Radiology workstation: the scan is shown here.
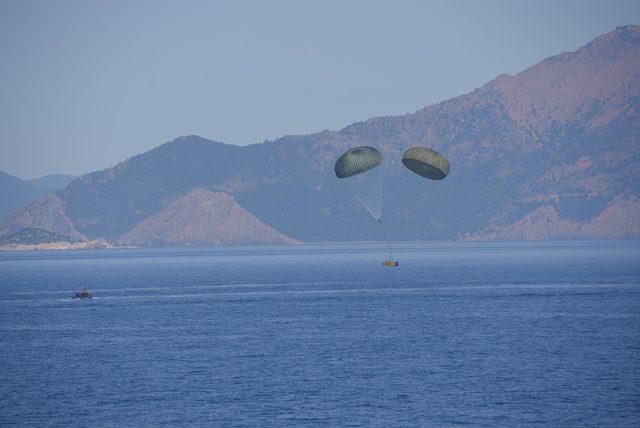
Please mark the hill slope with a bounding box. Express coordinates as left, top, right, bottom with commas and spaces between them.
2, 26, 639, 244
116, 189, 296, 246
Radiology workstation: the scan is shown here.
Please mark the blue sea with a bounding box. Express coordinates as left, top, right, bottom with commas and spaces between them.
1, 241, 639, 426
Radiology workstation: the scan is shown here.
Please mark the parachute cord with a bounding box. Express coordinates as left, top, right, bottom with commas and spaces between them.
354, 194, 380, 220
347, 165, 390, 259
378, 159, 384, 221
377, 218, 393, 260
377, 159, 392, 260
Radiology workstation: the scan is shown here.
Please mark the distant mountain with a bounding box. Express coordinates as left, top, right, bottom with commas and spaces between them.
0, 171, 50, 220
28, 174, 76, 191
2, 26, 639, 245
116, 189, 296, 246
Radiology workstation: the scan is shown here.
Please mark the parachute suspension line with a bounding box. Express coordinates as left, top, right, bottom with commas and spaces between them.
378, 162, 393, 260
377, 218, 392, 260
354, 194, 381, 221
348, 167, 391, 259
378, 160, 384, 221
349, 165, 384, 221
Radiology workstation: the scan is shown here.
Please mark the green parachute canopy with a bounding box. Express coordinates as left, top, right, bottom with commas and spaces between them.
402, 147, 450, 180
334, 146, 383, 179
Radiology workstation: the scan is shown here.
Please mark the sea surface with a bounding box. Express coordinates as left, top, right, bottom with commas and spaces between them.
1, 241, 639, 426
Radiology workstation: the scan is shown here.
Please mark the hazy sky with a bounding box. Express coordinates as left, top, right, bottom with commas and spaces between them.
1, 0, 639, 179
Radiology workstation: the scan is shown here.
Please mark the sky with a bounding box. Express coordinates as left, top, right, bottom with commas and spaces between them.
1, 0, 639, 179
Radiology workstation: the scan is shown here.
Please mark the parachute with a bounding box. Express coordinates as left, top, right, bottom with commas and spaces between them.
334, 146, 393, 261
334, 146, 384, 220
334, 146, 382, 179
334, 145, 451, 266
402, 147, 450, 180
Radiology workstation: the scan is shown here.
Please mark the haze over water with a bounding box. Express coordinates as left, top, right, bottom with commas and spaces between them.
1, 241, 639, 425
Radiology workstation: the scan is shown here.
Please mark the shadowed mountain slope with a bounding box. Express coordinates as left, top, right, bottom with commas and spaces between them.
2, 26, 639, 244
28, 174, 76, 191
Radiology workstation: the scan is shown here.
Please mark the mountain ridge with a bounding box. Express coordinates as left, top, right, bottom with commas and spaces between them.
2, 26, 639, 245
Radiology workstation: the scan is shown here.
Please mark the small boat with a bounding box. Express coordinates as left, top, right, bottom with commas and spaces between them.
382, 261, 399, 267
73, 288, 93, 299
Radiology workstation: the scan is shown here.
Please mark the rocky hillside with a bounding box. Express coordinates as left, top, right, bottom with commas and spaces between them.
116, 189, 296, 247
2, 26, 639, 245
